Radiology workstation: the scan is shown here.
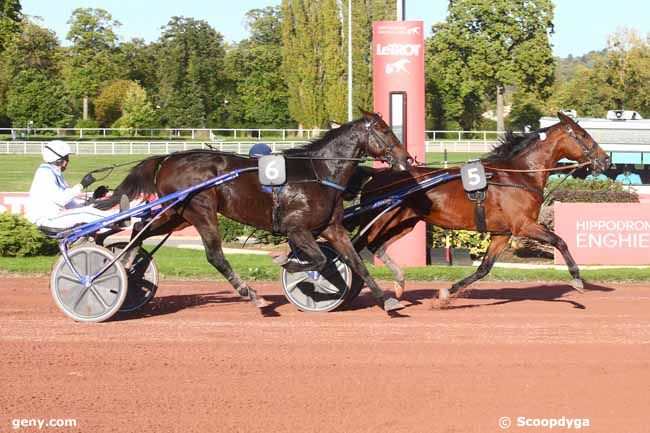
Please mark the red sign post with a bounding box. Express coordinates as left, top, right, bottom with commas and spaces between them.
373, 20, 426, 266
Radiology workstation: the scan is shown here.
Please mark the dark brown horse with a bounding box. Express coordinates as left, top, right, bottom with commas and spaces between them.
100, 111, 413, 311
352, 112, 609, 302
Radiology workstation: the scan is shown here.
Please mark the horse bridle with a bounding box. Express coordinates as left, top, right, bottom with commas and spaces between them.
563, 124, 606, 170
364, 113, 398, 166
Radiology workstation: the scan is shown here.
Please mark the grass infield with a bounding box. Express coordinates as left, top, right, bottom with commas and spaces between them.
0, 152, 484, 191
0, 247, 647, 282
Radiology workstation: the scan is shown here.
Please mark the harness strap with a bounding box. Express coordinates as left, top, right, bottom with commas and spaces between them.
271, 187, 283, 235
475, 201, 487, 233
487, 181, 544, 198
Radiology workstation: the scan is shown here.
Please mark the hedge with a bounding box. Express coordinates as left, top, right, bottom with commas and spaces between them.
0, 213, 58, 257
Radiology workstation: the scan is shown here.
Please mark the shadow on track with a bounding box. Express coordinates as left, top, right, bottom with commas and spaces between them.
114, 291, 290, 321
345, 281, 616, 311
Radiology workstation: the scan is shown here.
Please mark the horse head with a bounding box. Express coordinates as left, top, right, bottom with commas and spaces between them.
556, 111, 610, 172
360, 110, 413, 172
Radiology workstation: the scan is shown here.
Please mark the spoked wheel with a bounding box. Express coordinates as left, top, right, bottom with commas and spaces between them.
50, 244, 128, 322
281, 243, 352, 312
106, 242, 159, 313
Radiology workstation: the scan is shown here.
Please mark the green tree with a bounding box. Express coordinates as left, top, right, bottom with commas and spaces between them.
0, 0, 23, 125
282, 0, 326, 128
113, 85, 157, 131
429, 0, 555, 130
3, 22, 71, 127
344, 0, 396, 118
121, 38, 160, 95
546, 29, 650, 118
223, 7, 292, 128
282, 0, 361, 127
156, 16, 226, 128
0, 0, 22, 52
63, 8, 125, 118
94, 79, 142, 127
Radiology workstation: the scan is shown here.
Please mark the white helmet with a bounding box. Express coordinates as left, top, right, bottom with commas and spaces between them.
42, 140, 73, 163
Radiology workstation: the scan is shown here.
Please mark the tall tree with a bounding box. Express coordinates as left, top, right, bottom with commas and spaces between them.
223, 6, 292, 128
121, 38, 159, 95
0, 0, 23, 125
4, 22, 71, 127
344, 0, 396, 118
0, 0, 22, 52
429, 0, 555, 131
281, 0, 326, 128
64, 8, 125, 119
156, 16, 226, 127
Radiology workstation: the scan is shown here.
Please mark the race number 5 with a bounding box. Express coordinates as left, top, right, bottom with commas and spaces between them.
258, 155, 286, 186
460, 161, 487, 192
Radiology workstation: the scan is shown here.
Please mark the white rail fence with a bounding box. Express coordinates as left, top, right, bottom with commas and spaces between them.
0, 140, 503, 155
4, 140, 650, 156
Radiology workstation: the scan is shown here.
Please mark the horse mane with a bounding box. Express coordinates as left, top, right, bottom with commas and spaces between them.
282, 121, 357, 155
484, 127, 550, 161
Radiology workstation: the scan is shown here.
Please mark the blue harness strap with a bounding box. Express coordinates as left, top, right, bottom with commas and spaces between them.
319, 180, 347, 191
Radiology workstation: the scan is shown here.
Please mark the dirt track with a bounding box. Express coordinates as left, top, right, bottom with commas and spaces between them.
1, 277, 649, 433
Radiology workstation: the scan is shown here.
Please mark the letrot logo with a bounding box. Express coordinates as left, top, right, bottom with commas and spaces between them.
375, 43, 421, 56
407, 26, 420, 35
385, 59, 411, 74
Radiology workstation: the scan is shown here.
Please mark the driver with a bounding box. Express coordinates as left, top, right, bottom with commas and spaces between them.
25, 140, 128, 230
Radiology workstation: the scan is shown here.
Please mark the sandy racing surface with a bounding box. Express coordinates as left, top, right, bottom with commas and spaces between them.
1, 276, 649, 433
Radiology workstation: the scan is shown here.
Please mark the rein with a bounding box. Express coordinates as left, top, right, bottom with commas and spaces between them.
87, 158, 150, 182
483, 161, 591, 173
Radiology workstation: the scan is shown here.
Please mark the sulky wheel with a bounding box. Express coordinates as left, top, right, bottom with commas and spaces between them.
106, 242, 159, 313
50, 244, 128, 322
281, 243, 352, 312
344, 274, 364, 305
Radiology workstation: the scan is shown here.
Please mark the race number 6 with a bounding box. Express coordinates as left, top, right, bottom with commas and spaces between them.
265, 160, 280, 180
259, 155, 287, 186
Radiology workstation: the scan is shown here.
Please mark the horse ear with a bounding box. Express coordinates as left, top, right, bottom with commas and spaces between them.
558, 110, 583, 132
358, 107, 374, 121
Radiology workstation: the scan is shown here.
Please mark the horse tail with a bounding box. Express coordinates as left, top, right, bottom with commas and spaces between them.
94, 156, 166, 210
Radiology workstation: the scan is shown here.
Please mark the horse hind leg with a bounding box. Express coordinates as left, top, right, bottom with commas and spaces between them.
185, 209, 269, 308
281, 228, 328, 274
439, 234, 511, 302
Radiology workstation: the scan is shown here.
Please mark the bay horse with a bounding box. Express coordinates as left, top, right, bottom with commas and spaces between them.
99, 111, 413, 311
352, 112, 609, 302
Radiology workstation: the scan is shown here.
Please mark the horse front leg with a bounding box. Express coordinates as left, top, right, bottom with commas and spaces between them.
517, 223, 584, 292
321, 223, 405, 312
438, 234, 511, 301
374, 245, 406, 298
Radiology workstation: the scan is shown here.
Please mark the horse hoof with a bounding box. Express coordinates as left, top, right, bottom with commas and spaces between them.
236, 286, 250, 298
570, 278, 585, 293
438, 287, 450, 300
252, 296, 270, 309
383, 297, 406, 312
394, 280, 405, 298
